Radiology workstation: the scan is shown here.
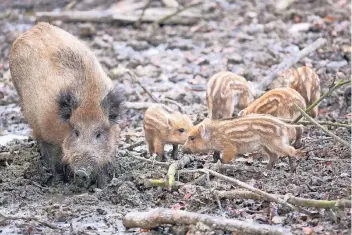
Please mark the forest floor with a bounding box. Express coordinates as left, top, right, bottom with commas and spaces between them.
0, 0, 351, 234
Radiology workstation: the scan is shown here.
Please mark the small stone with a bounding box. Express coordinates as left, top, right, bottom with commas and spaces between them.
340, 173, 349, 177
288, 23, 311, 33
227, 53, 243, 64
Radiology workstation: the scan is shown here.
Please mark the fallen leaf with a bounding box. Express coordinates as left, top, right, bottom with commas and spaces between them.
184, 193, 192, 199
323, 16, 335, 22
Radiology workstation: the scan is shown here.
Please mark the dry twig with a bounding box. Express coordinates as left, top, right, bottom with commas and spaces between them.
153, 2, 202, 28
293, 103, 350, 148
123, 208, 292, 235
126, 151, 170, 167
202, 169, 311, 214
214, 190, 351, 209
125, 102, 154, 110
36, 9, 200, 25
135, 0, 153, 28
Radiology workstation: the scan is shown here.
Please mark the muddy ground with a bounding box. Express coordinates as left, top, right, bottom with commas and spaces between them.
0, 0, 351, 234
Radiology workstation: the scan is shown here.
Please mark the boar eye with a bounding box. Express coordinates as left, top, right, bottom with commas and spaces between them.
96, 133, 101, 139
189, 136, 195, 141
178, 128, 185, 133
74, 129, 80, 137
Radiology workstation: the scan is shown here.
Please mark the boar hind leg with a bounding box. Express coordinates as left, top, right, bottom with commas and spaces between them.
154, 139, 166, 162
37, 140, 62, 183
171, 144, 179, 160
221, 147, 237, 164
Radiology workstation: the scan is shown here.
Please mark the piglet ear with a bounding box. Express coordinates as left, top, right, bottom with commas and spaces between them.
58, 91, 78, 122
238, 110, 245, 117
198, 124, 210, 141
166, 117, 173, 130
101, 85, 125, 124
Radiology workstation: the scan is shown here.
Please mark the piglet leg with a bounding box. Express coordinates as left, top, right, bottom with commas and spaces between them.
154, 139, 166, 162
171, 144, 179, 160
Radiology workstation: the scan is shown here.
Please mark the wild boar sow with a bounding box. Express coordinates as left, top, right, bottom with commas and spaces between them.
9, 22, 124, 188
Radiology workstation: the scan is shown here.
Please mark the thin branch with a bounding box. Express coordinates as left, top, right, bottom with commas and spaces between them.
202, 169, 311, 214
0, 213, 59, 230
293, 103, 350, 148
125, 70, 160, 103
214, 190, 351, 209
125, 102, 154, 110
126, 151, 170, 167
123, 208, 292, 235
255, 38, 327, 92
153, 1, 202, 27
135, 0, 153, 28
124, 140, 145, 151
292, 80, 351, 123
297, 120, 351, 128
163, 97, 185, 112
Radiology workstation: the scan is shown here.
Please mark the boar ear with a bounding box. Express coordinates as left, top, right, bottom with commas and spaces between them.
101, 86, 125, 124
198, 124, 210, 140
58, 91, 78, 122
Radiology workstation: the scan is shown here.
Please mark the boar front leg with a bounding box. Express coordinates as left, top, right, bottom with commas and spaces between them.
37, 140, 62, 183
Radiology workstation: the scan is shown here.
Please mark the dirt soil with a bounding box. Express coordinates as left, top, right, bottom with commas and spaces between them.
0, 0, 351, 234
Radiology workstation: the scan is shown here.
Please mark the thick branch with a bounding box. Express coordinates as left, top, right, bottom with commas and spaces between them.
123, 208, 292, 235
255, 38, 327, 92
214, 190, 351, 209
293, 103, 350, 148
292, 80, 351, 123
36, 9, 200, 25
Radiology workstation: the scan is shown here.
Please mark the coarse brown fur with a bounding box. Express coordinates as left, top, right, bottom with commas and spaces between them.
206, 71, 255, 120
143, 104, 194, 161
239, 87, 307, 120
270, 66, 320, 117
182, 114, 303, 170
9, 22, 124, 187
